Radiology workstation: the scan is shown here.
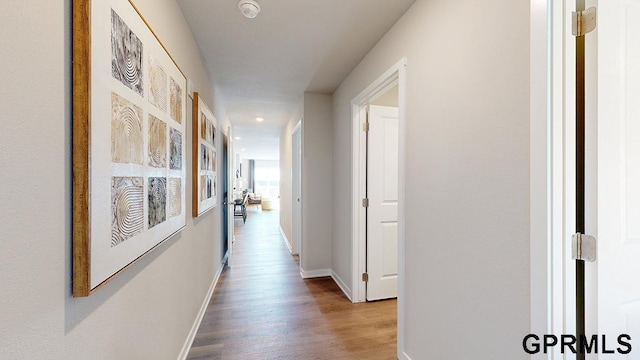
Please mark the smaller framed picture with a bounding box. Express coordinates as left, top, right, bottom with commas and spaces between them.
192, 92, 217, 216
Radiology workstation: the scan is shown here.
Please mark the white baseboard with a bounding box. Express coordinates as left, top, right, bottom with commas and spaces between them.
300, 268, 332, 279
400, 352, 413, 360
177, 261, 225, 360
330, 270, 352, 301
279, 226, 293, 254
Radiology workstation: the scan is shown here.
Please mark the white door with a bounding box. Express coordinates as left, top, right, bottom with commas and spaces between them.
292, 122, 302, 256
594, 0, 640, 347
366, 105, 399, 301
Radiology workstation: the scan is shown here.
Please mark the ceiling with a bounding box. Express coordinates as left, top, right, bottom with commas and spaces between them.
177, 0, 416, 160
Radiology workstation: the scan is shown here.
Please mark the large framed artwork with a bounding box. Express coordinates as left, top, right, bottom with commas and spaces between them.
73, 0, 187, 296
192, 92, 218, 217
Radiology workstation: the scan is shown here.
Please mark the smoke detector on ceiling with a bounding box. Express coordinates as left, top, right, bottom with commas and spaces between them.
238, 0, 261, 19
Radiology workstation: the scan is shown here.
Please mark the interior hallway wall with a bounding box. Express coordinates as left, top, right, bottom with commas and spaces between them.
301, 93, 333, 273
332, 0, 531, 358
0, 0, 228, 358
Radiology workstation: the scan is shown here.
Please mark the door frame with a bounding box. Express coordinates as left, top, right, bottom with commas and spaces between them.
530, 0, 582, 357
529, 0, 555, 350
222, 132, 229, 262
291, 119, 302, 257
350, 57, 406, 357
226, 125, 235, 267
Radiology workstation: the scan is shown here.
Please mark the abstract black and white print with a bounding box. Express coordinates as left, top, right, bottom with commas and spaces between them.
206, 175, 213, 199
199, 112, 216, 146
168, 178, 182, 218
111, 92, 144, 164
211, 123, 216, 147
169, 128, 182, 170
201, 144, 208, 171
148, 114, 167, 168
200, 112, 207, 141
149, 56, 167, 112
111, 177, 144, 247
170, 76, 183, 124
148, 177, 167, 229
111, 9, 144, 96
200, 175, 207, 201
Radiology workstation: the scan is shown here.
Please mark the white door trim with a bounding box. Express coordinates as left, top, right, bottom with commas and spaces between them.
291, 119, 302, 258
350, 57, 406, 359
530, 1, 570, 358
529, 0, 552, 347
226, 125, 235, 268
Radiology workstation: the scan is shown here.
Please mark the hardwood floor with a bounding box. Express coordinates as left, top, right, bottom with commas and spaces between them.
187, 207, 397, 360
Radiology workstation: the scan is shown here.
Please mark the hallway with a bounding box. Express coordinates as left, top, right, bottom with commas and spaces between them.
187, 208, 397, 360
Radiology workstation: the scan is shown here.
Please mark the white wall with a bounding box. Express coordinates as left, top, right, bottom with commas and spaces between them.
233, 151, 242, 192
240, 158, 250, 190
301, 93, 333, 273
332, 0, 531, 358
0, 1, 227, 359
255, 160, 279, 167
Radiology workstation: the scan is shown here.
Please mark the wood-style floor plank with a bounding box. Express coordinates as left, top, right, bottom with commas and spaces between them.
186, 207, 397, 360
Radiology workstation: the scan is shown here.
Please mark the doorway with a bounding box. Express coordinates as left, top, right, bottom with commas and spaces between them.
365, 103, 399, 301
225, 126, 235, 267
542, 1, 640, 352
222, 133, 229, 261
350, 58, 406, 358
292, 120, 302, 258
352, 60, 405, 303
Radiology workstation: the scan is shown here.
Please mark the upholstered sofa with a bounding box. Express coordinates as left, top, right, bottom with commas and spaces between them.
247, 193, 262, 207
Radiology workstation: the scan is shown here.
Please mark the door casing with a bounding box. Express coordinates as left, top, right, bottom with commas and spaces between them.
350, 57, 406, 360
226, 125, 235, 267
292, 120, 302, 259
529, 1, 568, 355
530, 0, 605, 356
222, 133, 229, 261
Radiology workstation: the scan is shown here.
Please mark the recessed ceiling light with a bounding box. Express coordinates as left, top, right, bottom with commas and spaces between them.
235, 137, 242, 140
241, 148, 246, 151
256, 117, 264, 122
238, 0, 261, 19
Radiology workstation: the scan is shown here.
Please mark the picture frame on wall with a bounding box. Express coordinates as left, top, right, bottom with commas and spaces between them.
72, 0, 187, 297
192, 92, 218, 217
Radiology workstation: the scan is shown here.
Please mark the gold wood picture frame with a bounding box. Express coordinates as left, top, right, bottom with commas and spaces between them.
192, 92, 218, 217
73, 0, 187, 296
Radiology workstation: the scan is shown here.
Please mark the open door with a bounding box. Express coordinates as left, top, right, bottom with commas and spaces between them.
593, 0, 640, 349
366, 105, 399, 301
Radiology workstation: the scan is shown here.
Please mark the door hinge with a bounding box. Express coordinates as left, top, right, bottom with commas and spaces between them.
363, 121, 369, 132
572, 233, 597, 262
362, 273, 369, 282
362, 198, 369, 207
572, 7, 597, 37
